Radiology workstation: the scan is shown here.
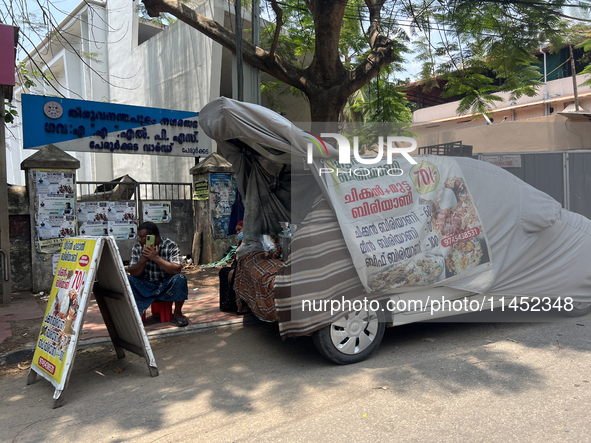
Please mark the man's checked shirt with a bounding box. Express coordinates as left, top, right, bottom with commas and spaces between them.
130, 237, 182, 283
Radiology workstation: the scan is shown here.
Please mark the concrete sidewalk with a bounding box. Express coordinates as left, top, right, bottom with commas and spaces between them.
0, 267, 254, 365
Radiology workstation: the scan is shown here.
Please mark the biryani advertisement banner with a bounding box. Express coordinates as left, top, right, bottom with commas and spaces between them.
31, 239, 98, 388
320, 155, 492, 293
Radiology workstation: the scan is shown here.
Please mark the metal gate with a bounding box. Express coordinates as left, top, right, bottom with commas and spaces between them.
478, 151, 591, 219
76, 181, 194, 259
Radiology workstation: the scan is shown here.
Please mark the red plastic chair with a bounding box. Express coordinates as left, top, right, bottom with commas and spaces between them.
141, 301, 173, 323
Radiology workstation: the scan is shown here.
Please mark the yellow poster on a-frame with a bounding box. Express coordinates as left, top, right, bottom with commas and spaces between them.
28, 236, 158, 407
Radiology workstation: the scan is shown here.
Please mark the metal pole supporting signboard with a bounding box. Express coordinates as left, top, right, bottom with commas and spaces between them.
0, 87, 12, 304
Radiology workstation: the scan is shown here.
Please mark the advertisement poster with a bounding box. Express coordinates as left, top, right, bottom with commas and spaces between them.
79, 222, 109, 236
38, 216, 76, 239
320, 155, 491, 293
109, 201, 136, 221
142, 202, 171, 223
31, 239, 97, 389
77, 202, 109, 222
36, 170, 76, 240
77, 201, 136, 222
210, 173, 235, 238
36, 171, 75, 195
193, 181, 209, 200
38, 197, 75, 217
108, 221, 138, 239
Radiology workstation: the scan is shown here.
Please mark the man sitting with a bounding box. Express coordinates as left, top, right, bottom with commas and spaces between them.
127, 222, 189, 327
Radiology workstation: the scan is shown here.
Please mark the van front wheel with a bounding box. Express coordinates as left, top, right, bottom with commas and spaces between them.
563, 302, 591, 317
313, 308, 385, 365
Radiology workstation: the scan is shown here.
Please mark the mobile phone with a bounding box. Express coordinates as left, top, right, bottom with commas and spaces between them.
145, 235, 155, 247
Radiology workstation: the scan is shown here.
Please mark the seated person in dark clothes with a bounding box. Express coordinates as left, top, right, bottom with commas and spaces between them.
127, 222, 189, 327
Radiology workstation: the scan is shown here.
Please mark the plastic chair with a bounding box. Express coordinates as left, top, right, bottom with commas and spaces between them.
141, 301, 174, 322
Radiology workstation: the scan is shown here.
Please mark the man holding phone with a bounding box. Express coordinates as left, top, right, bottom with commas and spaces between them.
127, 221, 189, 327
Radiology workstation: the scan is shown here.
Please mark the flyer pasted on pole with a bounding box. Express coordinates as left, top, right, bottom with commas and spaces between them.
319, 155, 492, 294
36, 170, 76, 240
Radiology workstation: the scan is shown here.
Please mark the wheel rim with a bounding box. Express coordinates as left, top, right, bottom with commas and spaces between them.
330, 308, 379, 355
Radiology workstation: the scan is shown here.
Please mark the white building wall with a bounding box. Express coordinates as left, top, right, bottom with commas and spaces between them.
105, 0, 224, 183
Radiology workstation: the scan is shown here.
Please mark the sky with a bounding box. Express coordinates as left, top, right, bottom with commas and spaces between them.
2, 0, 87, 54
4, 0, 425, 78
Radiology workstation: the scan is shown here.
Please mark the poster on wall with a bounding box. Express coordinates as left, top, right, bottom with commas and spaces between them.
319, 155, 492, 294
77, 201, 136, 222
109, 202, 136, 221
108, 221, 138, 239
37, 172, 75, 195
38, 216, 77, 239
36, 170, 76, 241
38, 197, 75, 218
209, 173, 235, 239
77, 202, 109, 222
142, 202, 171, 223
79, 222, 109, 237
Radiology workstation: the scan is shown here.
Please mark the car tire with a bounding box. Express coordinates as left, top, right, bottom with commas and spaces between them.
312, 307, 386, 365
563, 301, 591, 317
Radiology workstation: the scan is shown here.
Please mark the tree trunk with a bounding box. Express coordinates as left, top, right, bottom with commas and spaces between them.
307, 89, 348, 123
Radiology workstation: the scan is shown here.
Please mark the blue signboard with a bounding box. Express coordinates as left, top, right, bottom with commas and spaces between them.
22, 94, 209, 157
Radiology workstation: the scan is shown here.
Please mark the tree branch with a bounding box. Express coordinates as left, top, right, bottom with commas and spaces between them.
347, 36, 398, 95
365, 0, 386, 49
269, 0, 283, 57
142, 0, 309, 92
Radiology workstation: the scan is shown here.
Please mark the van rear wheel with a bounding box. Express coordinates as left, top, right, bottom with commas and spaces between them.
312, 308, 385, 365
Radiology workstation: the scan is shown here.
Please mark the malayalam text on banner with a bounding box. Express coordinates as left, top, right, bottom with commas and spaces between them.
320, 155, 492, 293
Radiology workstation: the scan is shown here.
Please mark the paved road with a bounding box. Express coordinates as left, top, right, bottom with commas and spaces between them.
1, 314, 590, 442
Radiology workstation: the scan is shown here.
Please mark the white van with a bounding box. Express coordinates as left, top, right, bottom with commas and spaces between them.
200, 97, 591, 364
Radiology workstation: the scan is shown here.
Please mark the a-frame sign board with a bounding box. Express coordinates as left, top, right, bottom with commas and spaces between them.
27, 237, 158, 408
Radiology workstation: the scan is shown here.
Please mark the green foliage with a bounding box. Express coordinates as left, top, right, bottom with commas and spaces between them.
261, 0, 408, 70
410, 0, 586, 116
4, 62, 44, 124
259, 0, 587, 119
260, 0, 412, 121
136, 3, 178, 26
348, 73, 413, 123
4, 103, 19, 124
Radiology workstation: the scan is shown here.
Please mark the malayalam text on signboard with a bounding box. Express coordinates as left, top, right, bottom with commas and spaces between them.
22, 94, 209, 158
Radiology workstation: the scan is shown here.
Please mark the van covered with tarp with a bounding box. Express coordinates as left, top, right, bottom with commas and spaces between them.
199, 97, 591, 364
